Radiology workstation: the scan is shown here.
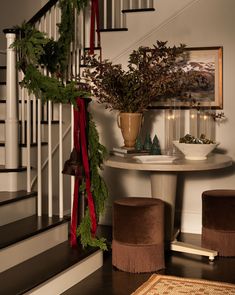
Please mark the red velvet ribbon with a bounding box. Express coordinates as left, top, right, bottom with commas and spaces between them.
89, 0, 101, 54
70, 98, 97, 247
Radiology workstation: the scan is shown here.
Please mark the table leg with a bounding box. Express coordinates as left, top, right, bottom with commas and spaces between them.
150, 172, 177, 243
150, 171, 218, 261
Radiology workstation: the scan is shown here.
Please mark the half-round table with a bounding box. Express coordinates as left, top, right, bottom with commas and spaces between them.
105, 153, 233, 260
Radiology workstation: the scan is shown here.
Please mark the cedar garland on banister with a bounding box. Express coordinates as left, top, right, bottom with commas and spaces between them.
11, 0, 108, 250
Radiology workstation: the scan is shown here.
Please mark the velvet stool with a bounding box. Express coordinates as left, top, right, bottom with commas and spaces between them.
112, 197, 165, 273
202, 190, 235, 257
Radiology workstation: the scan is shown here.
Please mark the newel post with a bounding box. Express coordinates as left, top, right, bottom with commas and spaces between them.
3, 29, 19, 169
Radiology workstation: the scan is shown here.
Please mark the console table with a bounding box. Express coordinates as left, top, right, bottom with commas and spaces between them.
105, 154, 233, 261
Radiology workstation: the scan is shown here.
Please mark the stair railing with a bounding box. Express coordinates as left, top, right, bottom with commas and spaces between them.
4, 0, 154, 219
99, 0, 154, 30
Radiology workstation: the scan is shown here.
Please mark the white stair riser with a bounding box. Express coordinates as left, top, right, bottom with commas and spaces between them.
25, 250, 103, 295
0, 171, 27, 191
0, 197, 36, 226
0, 146, 4, 165
0, 102, 6, 119
0, 101, 60, 121
0, 222, 68, 272
0, 145, 48, 166
0, 124, 5, 141
0, 84, 6, 100
0, 123, 53, 143
0, 102, 24, 120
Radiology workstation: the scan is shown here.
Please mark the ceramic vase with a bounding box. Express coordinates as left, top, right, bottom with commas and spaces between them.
117, 112, 142, 149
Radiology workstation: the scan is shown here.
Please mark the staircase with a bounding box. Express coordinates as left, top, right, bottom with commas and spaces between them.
0, 1, 155, 294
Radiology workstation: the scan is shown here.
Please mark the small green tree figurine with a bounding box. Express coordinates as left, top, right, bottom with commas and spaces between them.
135, 135, 143, 151
144, 133, 152, 151
150, 135, 161, 155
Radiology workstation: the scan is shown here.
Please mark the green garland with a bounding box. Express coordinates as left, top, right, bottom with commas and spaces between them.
13, 0, 89, 104
12, 0, 109, 250
77, 114, 109, 251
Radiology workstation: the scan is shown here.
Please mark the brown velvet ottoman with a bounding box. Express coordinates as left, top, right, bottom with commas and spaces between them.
112, 197, 165, 273
202, 190, 235, 257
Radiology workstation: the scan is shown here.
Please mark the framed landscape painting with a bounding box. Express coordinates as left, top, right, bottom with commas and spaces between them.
150, 46, 223, 109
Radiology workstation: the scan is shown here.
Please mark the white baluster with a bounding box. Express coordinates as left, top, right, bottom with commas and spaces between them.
71, 104, 74, 217
4, 31, 19, 169
48, 100, 53, 217
59, 103, 64, 218
26, 93, 31, 192
37, 98, 42, 216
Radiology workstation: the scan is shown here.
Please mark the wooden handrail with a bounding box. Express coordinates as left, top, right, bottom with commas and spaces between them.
27, 0, 59, 25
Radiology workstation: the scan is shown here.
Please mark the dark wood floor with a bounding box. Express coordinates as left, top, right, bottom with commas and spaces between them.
62, 231, 235, 295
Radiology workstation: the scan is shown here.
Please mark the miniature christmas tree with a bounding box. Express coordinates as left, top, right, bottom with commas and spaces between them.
150, 135, 161, 155
144, 133, 152, 151
135, 135, 143, 151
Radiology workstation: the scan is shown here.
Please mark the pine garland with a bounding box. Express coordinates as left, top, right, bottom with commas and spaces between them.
12, 0, 90, 104
11, 0, 109, 250
77, 209, 107, 250
77, 113, 109, 250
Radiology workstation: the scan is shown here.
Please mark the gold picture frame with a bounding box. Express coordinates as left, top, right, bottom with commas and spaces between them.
150, 46, 223, 109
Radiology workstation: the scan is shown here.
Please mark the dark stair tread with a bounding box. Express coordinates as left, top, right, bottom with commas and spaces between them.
0, 165, 26, 173
83, 46, 101, 51
0, 190, 37, 206
0, 215, 69, 249
0, 120, 60, 124
122, 8, 155, 13
0, 141, 48, 147
0, 66, 6, 69
0, 240, 99, 295
99, 28, 128, 32
20, 141, 48, 147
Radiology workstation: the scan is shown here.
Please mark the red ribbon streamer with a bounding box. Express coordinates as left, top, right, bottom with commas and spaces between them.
70, 98, 97, 247
89, 0, 101, 54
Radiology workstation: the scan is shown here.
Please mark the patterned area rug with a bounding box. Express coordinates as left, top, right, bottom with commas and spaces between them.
132, 274, 235, 295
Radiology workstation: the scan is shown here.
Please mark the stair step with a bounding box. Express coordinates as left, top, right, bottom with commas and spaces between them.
0, 215, 68, 249
99, 28, 128, 32
122, 8, 155, 13
0, 215, 69, 272
0, 190, 37, 206
0, 119, 60, 124
0, 141, 48, 147
0, 241, 102, 295
0, 166, 27, 191
0, 165, 26, 172
0, 190, 36, 226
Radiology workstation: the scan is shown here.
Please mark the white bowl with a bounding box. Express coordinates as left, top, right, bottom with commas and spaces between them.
173, 141, 219, 160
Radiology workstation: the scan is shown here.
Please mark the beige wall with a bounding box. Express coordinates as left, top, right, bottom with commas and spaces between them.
97, 0, 235, 233
0, 0, 44, 62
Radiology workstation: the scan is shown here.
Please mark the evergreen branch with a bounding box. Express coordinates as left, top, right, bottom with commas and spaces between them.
88, 115, 109, 216
77, 209, 108, 250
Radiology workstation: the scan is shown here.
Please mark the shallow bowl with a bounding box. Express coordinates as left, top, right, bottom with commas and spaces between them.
173, 141, 219, 160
